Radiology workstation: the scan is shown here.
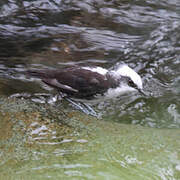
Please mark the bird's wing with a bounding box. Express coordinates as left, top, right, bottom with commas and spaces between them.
42, 78, 78, 93
46, 68, 109, 96
27, 67, 110, 96
56, 69, 108, 91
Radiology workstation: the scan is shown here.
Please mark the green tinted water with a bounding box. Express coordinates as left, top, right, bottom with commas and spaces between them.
0, 98, 179, 179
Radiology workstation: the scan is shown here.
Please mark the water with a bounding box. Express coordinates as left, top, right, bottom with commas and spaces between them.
1, 0, 179, 128
0, 0, 179, 179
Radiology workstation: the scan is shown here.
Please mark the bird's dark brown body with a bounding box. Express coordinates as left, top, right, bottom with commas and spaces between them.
28, 67, 118, 99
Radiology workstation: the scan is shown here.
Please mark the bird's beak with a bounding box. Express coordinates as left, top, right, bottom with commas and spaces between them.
138, 89, 147, 96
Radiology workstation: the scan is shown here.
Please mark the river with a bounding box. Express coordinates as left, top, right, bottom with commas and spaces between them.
0, 0, 179, 179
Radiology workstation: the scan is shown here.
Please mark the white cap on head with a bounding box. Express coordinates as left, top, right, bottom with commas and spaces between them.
112, 64, 143, 90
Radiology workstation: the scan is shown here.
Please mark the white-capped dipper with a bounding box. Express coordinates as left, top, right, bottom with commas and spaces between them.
28, 64, 145, 99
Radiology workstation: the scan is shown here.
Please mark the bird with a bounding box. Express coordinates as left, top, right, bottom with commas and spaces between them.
27, 64, 145, 100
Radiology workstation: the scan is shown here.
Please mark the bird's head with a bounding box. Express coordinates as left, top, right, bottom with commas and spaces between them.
111, 64, 146, 95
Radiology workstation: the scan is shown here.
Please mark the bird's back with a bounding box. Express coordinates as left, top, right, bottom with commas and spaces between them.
27, 66, 117, 98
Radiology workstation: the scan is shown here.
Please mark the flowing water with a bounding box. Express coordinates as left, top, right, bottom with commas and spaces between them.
0, 0, 179, 179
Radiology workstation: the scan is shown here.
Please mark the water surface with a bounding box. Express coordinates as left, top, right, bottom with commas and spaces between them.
0, 0, 179, 179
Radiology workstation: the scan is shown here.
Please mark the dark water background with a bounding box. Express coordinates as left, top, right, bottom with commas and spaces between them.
0, 1, 180, 126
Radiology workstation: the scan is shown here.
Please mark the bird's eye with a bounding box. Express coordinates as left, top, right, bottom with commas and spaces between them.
128, 79, 137, 88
